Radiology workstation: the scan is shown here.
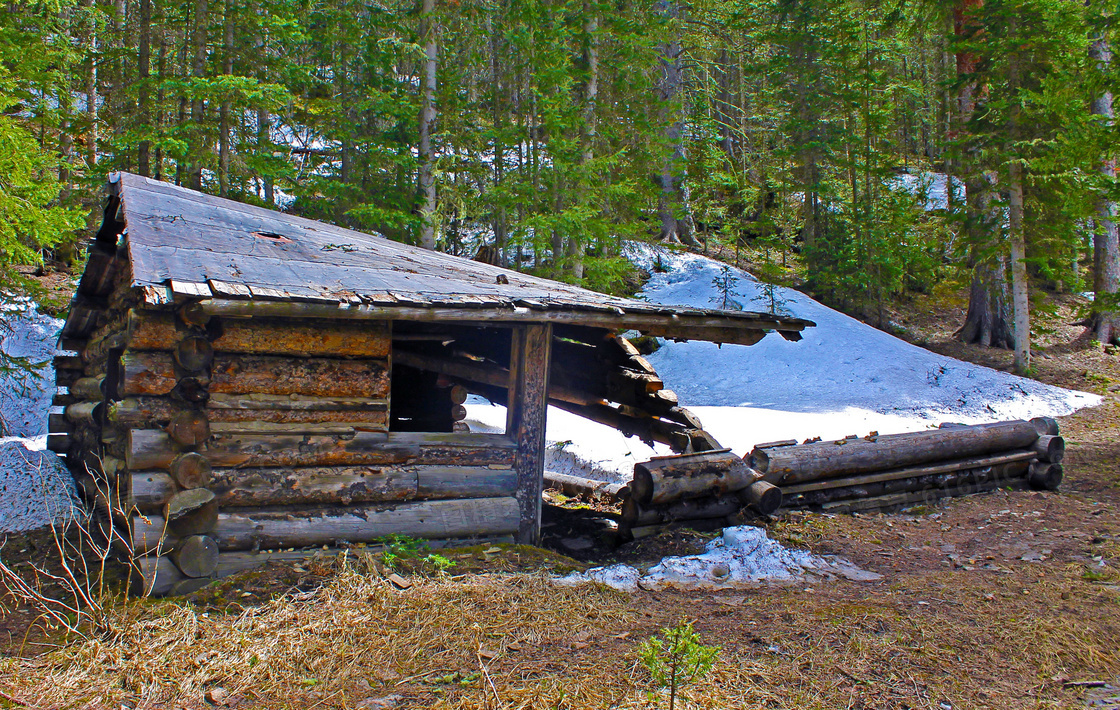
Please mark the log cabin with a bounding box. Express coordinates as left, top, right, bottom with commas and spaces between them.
51, 172, 813, 594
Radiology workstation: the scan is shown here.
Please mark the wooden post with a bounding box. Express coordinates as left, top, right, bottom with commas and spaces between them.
508, 324, 552, 545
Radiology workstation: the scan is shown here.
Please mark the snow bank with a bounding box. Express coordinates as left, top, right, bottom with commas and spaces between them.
0, 437, 78, 533
557, 526, 879, 592
464, 245, 1101, 486
0, 302, 79, 533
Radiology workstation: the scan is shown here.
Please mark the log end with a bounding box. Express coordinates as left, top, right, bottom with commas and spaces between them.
743, 480, 782, 516
1028, 461, 1063, 491
1030, 417, 1060, 437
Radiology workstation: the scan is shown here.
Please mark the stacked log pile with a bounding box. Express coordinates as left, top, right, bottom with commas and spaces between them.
608, 417, 1064, 538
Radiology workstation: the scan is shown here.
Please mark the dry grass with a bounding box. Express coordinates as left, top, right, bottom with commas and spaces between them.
1, 535, 1118, 709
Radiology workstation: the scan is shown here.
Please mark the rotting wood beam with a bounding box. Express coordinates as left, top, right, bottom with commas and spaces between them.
189, 298, 811, 344
509, 324, 552, 546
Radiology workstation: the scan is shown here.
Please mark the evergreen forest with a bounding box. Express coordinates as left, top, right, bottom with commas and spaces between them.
3, 0, 1120, 373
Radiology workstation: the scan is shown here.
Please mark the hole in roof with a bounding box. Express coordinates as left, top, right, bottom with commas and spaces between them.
253, 230, 293, 243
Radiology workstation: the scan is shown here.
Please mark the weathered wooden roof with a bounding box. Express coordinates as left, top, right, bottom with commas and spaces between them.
62, 172, 814, 342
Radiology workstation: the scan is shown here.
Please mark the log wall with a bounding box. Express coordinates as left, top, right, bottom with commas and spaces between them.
59, 294, 536, 597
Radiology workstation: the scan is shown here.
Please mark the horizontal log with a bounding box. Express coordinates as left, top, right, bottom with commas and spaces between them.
1028, 461, 1063, 491
778, 450, 1039, 495
174, 336, 213, 372
126, 429, 518, 470
1031, 435, 1064, 463
206, 419, 387, 435
622, 495, 744, 526
69, 376, 106, 401
631, 450, 758, 506
129, 310, 392, 358
132, 464, 516, 510
750, 420, 1045, 485
194, 299, 811, 345
817, 476, 1030, 515
171, 535, 219, 578
786, 460, 1031, 507
543, 472, 628, 501
120, 351, 390, 398
109, 396, 389, 428
135, 535, 517, 596
65, 402, 102, 427
133, 497, 520, 553
743, 480, 782, 515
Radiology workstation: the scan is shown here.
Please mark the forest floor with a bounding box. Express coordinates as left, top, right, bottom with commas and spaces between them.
1, 273, 1119, 709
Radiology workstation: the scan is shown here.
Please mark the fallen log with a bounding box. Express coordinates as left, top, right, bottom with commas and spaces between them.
1028, 461, 1063, 491
818, 476, 1030, 515
544, 472, 629, 501
1030, 435, 1064, 463
784, 460, 1031, 507
133, 496, 520, 553
630, 450, 758, 506
778, 450, 1038, 495
749, 420, 1049, 485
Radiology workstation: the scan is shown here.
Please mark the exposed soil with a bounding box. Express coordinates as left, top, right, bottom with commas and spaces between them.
0, 285, 1117, 709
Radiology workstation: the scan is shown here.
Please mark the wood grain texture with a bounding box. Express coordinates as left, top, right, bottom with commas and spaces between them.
509, 324, 552, 545
130, 310, 391, 358
133, 497, 520, 552
126, 428, 517, 470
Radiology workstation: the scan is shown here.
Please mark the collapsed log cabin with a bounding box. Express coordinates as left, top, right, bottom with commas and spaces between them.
51, 173, 813, 594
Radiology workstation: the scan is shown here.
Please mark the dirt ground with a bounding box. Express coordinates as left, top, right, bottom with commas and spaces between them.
0, 285, 1118, 709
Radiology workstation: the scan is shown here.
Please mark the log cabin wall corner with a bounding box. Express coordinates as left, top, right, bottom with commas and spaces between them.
51, 172, 812, 595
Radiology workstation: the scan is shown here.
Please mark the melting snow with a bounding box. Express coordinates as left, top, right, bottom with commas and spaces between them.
558, 526, 880, 592
466, 245, 1100, 485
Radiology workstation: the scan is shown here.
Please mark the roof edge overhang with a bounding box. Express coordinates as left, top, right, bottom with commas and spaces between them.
188, 297, 812, 345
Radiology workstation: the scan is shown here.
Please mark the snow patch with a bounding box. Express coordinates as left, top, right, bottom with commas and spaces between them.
0, 437, 79, 533
557, 526, 879, 592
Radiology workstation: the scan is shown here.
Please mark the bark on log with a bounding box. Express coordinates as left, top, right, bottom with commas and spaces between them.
132, 464, 441, 509
110, 395, 389, 428
171, 535, 219, 577
785, 460, 1031, 507
779, 451, 1038, 495
631, 450, 757, 505
121, 351, 390, 398
1028, 461, 1063, 491
129, 310, 391, 358
743, 480, 782, 515
65, 402, 102, 426
543, 472, 628, 501
818, 476, 1029, 515
133, 497, 520, 553
1031, 435, 1064, 463
622, 495, 744, 526
127, 429, 518, 470
750, 420, 1044, 484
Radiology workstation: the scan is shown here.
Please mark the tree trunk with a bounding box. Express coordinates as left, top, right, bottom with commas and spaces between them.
1089, 33, 1120, 344
418, 0, 438, 250
954, 0, 1013, 349
137, 0, 152, 176
218, 0, 234, 196
655, 0, 696, 246
83, 0, 98, 166
189, 0, 208, 190
1008, 17, 1030, 373
568, 7, 598, 281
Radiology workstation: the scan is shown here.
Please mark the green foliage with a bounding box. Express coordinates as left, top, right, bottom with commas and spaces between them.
639, 620, 720, 710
